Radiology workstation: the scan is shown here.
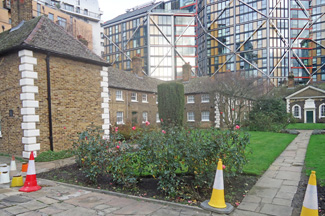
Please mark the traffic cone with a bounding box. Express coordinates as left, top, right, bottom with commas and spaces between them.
21, 162, 28, 172
300, 171, 318, 216
19, 151, 41, 192
10, 155, 17, 172
200, 159, 234, 214
209, 159, 227, 208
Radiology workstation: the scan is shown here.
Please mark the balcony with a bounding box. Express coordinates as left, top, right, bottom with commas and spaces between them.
60, 4, 102, 22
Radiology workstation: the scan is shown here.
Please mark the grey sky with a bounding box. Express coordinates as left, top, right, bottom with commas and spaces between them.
98, 0, 153, 22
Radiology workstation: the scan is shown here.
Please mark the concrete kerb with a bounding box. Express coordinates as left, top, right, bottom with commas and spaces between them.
48, 179, 213, 214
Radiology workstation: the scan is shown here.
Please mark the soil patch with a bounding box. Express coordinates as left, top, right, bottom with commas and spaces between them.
38, 163, 258, 207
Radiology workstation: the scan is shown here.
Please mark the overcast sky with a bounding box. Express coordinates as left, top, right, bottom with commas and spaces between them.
98, 0, 153, 22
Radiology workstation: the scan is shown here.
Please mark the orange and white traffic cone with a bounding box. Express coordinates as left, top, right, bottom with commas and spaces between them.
200, 159, 234, 214
19, 151, 41, 192
300, 171, 318, 216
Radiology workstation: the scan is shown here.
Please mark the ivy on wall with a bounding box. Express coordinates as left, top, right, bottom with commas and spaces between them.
158, 82, 184, 127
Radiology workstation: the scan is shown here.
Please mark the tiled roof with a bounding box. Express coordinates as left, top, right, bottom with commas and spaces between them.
0, 16, 107, 65
107, 66, 214, 95
107, 67, 163, 93
184, 76, 216, 94
102, 2, 161, 26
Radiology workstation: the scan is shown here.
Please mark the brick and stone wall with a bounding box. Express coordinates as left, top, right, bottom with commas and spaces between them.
11, 0, 33, 27
33, 53, 104, 151
109, 88, 158, 126
0, 53, 24, 155
184, 93, 215, 128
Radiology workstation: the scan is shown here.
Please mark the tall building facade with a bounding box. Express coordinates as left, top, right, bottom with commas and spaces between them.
103, 0, 325, 85
102, 0, 197, 81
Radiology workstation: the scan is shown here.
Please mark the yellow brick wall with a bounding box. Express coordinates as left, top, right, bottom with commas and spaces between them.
0, 53, 24, 155
33, 53, 103, 151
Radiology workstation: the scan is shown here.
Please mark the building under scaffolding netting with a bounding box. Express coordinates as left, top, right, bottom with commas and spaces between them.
102, 0, 325, 86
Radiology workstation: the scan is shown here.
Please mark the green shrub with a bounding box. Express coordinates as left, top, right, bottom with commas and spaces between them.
73, 124, 250, 197
248, 97, 293, 132
73, 124, 137, 186
158, 82, 184, 127
132, 126, 249, 197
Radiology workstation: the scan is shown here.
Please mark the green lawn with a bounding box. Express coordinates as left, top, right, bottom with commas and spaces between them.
243, 131, 297, 176
286, 123, 325, 130
305, 134, 325, 185
35, 150, 74, 162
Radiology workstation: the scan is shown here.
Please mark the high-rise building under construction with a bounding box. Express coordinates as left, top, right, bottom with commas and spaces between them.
102, 0, 325, 85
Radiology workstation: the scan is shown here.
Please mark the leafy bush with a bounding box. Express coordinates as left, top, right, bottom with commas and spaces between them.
73, 124, 250, 197
132, 126, 249, 197
247, 97, 293, 132
158, 82, 184, 127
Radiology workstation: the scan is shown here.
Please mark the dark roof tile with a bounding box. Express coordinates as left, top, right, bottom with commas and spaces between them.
0, 16, 107, 65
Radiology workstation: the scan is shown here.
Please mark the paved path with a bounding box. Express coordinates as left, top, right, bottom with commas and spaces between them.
231, 130, 312, 216
0, 130, 312, 215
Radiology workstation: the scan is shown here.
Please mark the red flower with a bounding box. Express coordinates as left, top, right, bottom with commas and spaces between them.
222, 165, 226, 169
220, 112, 223, 114
160, 118, 163, 122
64, 127, 66, 129
162, 130, 166, 134
232, 108, 235, 111
145, 121, 150, 126
85, 136, 87, 140
116, 145, 120, 149
235, 125, 240, 130
115, 127, 118, 132
132, 126, 136, 130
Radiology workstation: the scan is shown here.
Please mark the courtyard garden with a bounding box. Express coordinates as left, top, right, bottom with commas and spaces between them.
38, 124, 297, 207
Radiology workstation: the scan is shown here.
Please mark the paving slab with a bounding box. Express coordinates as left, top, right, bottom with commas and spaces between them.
231, 130, 312, 216
111, 201, 163, 215
19, 200, 48, 211
260, 203, 293, 216
64, 192, 113, 208
51, 207, 97, 216
4, 205, 30, 215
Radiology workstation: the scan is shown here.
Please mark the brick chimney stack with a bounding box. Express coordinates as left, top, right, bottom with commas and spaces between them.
288, 71, 295, 89
182, 62, 191, 81
132, 56, 143, 77
11, 0, 33, 27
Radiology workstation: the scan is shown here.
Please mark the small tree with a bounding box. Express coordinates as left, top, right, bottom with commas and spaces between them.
248, 97, 292, 132
211, 72, 272, 130
158, 82, 184, 127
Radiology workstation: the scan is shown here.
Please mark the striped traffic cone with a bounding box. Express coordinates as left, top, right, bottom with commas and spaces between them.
10, 155, 17, 172
300, 171, 318, 216
209, 159, 226, 208
19, 151, 41, 192
200, 159, 234, 214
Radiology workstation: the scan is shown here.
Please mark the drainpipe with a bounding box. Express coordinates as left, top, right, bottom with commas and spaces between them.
46, 54, 54, 151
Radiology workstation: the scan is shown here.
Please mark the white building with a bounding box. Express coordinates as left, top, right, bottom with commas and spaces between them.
44, 0, 104, 56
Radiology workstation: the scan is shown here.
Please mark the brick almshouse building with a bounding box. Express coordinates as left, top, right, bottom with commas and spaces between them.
0, 15, 110, 157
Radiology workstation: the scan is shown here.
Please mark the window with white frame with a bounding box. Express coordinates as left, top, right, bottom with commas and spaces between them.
131, 92, 137, 102
187, 95, 195, 103
187, 112, 195, 122
201, 111, 210, 121
142, 94, 148, 102
116, 112, 123, 124
142, 112, 148, 123
116, 90, 123, 101
201, 94, 210, 103
292, 105, 301, 118
320, 104, 325, 118
156, 113, 160, 123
